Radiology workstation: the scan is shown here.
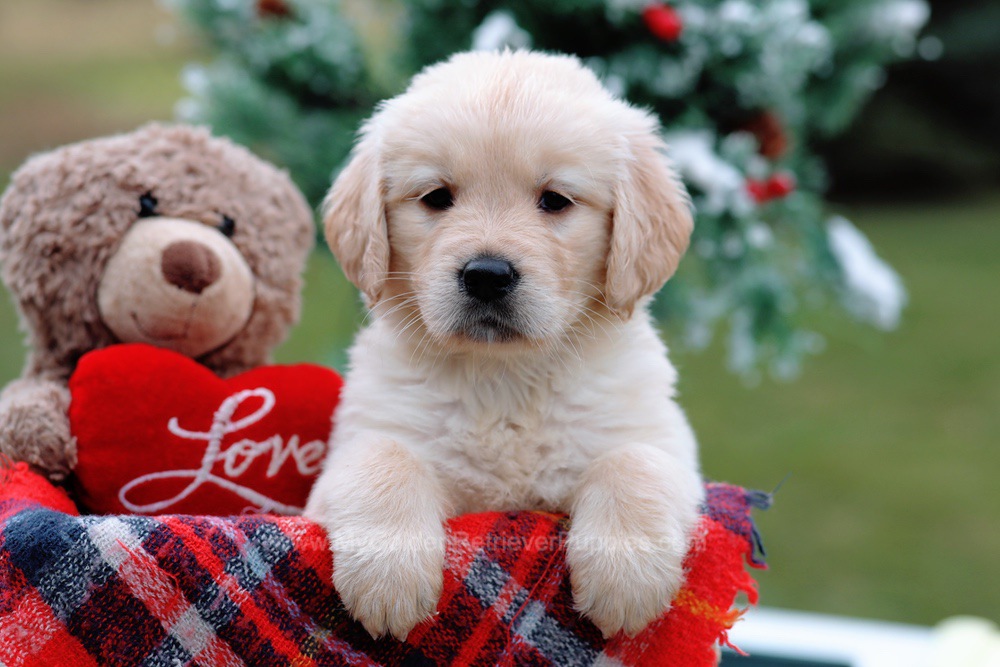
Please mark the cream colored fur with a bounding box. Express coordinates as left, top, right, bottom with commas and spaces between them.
305, 50, 703, 641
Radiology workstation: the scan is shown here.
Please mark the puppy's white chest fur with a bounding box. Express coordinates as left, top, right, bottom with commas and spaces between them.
331, 314, 697, 514
424, 369, 588, 512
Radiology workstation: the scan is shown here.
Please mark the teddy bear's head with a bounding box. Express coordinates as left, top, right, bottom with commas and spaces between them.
0, 124, 315, 379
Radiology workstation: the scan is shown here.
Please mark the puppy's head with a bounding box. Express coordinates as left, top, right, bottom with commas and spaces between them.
324, 50, 692, 353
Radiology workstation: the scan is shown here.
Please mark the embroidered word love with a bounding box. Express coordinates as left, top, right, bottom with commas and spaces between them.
118, 388, 326, 515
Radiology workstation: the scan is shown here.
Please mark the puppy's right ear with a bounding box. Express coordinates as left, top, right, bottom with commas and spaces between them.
322, 127, 389, 305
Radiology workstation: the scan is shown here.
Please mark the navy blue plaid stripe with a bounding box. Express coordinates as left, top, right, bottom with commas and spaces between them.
141, 634, 193, 667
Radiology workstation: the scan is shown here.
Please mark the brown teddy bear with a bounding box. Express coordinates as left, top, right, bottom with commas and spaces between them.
0, 124, 316, 484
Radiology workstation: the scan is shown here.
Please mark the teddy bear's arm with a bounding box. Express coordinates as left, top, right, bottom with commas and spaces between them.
0, 378, 75, 482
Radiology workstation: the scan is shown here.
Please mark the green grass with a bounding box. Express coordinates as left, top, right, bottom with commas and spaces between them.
1, 0, 997, 631
675, 197, 1000, 625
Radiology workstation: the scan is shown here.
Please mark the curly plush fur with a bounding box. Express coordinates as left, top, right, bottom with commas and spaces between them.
0, 124, 314, 480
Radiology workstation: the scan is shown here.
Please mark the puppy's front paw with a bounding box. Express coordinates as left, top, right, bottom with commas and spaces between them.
567, 527, 687, 638
333, 529, 445, 641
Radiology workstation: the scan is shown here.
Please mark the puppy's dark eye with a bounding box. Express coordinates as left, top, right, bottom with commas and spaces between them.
217, 215, 236, 238
138, 192, 158, 218
421, 187, 454, 211
539, 191, 571, 213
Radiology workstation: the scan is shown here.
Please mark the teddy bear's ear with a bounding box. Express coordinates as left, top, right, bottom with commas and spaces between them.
322, 124, 389, 306
0, 167, 28, 259
0, 170, 23, 235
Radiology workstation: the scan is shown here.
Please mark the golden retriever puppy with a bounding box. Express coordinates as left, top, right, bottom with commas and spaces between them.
305, 49, 703, 641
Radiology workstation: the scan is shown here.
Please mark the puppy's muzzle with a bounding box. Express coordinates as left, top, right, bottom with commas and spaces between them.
460, 256, 519, 303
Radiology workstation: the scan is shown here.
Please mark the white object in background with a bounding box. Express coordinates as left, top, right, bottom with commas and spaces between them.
827, 216, 908, 331
726, 607, 933, 666
664, 130, 751, 217
472, 11, 532, 52
929, 617, 1000, 667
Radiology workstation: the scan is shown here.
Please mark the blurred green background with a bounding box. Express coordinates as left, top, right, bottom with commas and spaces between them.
0, 0, 996, 627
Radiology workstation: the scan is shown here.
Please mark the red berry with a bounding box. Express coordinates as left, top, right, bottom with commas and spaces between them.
746, 179, 770, 204
643, 4, 684, 42
257, 0, 292, 18
767, 173, 796, 199
742, 111, 789, 158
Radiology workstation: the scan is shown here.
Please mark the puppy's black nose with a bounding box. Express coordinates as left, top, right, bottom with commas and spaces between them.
461, 257, 518, 303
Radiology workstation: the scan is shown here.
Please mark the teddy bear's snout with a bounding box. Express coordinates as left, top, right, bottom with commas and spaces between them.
161, 240, 221, 294
97, 216, 256, 358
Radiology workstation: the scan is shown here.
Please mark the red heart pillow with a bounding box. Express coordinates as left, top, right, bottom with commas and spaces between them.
69, 344, 342, 516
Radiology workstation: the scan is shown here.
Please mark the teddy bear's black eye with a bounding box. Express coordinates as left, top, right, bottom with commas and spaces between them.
138, 192, 158, 218
421, 187, 454, 211
217, 215, 236, 238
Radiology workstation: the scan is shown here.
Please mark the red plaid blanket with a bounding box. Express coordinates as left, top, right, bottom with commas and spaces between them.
0, 464, 767, 666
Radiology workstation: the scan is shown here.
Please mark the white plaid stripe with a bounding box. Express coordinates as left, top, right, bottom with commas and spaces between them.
87, 518, 245, 667
463, 551, 600, 665
507, 598, 599, 666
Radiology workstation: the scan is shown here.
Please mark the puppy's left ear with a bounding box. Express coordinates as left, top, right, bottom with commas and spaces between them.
322, 125, 389, 305
605, 118, 693, 317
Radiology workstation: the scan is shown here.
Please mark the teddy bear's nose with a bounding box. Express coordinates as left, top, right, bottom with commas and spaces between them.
161, 240, 222, 294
